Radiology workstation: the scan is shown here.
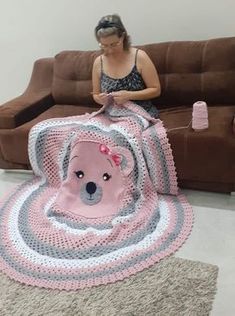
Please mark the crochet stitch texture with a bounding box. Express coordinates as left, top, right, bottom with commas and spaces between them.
0, 102, 193, 290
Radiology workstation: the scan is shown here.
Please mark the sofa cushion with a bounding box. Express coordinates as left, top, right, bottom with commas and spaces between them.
142, 37, 235, 108
52, 51, 100, 106
160, 105, 235, 183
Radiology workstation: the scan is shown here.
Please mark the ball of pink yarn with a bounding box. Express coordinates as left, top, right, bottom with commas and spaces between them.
192, 101, 209, 131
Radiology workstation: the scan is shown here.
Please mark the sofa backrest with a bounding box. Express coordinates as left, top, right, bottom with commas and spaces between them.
52, 50, 100, 106
52, 37, 235, 108
143, 36, 235, 108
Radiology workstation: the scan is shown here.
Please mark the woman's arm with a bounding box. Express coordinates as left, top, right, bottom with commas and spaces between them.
112, 49, 161, 105
92, 56, 109, 106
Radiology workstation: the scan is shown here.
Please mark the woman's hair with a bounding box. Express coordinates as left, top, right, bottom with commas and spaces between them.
95, 14, 131, 50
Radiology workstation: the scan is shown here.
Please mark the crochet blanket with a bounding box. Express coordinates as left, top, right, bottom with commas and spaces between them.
0, 102, 193, 290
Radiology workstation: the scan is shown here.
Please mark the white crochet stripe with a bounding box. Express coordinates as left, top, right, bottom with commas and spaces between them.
136, 115, 149, 129
8, 184, 170, 269
49, 214, 135, 236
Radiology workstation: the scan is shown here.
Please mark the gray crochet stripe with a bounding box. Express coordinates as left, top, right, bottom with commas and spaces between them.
0, 194, 185, 282
61, 140, 72, 181
34, 128, 50, 172
142, 138, 159, 191
149, 127, 170, 193
16, 186, 160, 260
105, 105, 145, 130
62, 151, 70, 181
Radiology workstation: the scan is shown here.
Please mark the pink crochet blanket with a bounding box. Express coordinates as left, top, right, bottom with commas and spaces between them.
0, 102, 193, 290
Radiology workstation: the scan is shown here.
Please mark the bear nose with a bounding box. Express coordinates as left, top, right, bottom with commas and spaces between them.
86, 182, 97, 195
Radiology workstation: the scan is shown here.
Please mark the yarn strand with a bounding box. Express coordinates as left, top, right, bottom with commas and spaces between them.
166, 101, 209, 133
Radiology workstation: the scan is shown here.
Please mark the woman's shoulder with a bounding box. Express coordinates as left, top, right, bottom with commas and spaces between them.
132, 48, 152, 69
93, 54, 103, 71
93, 54, 102, 64
135, 48, 151, 61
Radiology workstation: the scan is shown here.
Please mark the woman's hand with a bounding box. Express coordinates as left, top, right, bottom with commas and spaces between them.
111, 90, 131, 105
95, 93, 109, 105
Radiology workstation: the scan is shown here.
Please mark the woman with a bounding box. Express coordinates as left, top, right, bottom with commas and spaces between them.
0, 15, 193, 292
92, 14, 161, 117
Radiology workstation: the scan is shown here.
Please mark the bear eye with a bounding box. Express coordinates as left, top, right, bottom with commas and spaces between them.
103, 173, 112, 181
75, 170, 84, 179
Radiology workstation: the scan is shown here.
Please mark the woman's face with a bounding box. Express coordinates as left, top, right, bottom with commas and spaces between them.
98, 34, 124, 55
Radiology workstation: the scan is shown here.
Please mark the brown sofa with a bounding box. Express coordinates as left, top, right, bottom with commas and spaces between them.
0, 36, 234, 193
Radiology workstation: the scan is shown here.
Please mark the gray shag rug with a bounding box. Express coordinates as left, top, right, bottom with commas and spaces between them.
0, 256, 218, 316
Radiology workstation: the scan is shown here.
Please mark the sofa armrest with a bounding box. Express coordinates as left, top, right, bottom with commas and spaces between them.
0, 58, 55, 129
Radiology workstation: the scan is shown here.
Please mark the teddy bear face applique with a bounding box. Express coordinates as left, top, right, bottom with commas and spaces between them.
54, 141, 134, 218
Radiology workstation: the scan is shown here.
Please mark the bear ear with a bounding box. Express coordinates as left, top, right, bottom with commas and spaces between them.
114, 147, 134, 176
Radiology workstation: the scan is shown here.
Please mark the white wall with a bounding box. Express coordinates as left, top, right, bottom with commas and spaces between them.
0, 0, 234, 104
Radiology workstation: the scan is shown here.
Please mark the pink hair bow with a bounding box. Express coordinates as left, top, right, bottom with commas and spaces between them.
99, 144, 122, 166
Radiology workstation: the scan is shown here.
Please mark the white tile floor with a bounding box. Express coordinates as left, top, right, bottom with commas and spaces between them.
0, 170, 234, 316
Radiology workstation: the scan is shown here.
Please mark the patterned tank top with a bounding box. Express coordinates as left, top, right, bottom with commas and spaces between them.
100, 49, 158, 117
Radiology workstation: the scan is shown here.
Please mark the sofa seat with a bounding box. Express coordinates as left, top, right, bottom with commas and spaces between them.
160, 105, 235, 192
0, 104, 99, 166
